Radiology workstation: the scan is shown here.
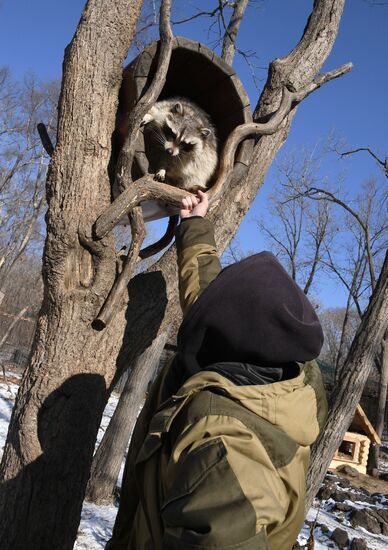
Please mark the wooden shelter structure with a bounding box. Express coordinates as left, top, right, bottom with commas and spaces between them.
114, 36, 254, 221
329, 405, 381, 475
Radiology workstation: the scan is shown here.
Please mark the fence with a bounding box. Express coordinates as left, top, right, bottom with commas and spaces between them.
0, 342, 31, 370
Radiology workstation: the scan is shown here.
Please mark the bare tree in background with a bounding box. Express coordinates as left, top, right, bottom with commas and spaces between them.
0, 1, 356, 547
0, 69, 57, 366
256, 150, 335, 295
0, 69, 58, 284
289, 174, 387, 451
259, 143, 387, 485
326, 144, 388, 472
0, 258, 42, 354
173, 0, 260, 76
319, 306, 359, 370
306, 250, 387, 509
285, 168, 388, 493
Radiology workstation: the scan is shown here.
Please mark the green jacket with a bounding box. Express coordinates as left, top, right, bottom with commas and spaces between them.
106, 217, 328, 550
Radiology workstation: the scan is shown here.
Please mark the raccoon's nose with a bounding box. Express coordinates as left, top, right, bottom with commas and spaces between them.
166, 147, 173, 155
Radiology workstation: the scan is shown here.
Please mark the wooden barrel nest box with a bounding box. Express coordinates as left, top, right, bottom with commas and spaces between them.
116, 36, 253, 221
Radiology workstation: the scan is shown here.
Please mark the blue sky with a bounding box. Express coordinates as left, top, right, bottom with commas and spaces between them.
1, 0, 387, 308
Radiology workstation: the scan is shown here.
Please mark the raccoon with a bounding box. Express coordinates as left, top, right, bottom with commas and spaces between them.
141, 97, 218, 191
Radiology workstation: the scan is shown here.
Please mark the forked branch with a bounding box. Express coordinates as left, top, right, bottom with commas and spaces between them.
341, 147, 388, 178
93, 207, 145, 330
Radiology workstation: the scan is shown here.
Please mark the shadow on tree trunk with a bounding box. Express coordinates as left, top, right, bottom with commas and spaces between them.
114, 270, 169, 387
0, 373, 106, 550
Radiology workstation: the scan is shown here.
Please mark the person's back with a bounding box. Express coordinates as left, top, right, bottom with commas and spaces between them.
106, 191, 327, 550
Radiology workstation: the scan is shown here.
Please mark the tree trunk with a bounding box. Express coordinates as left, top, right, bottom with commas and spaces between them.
86, 331, 168, 504
0, 1, 347, 548
367, 329, 388, 474
0, 1, 143, 549
334, 289, 353, 381
306, 251, 388, 511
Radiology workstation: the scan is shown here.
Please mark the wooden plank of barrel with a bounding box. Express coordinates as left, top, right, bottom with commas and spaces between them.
114, 36, 253, 222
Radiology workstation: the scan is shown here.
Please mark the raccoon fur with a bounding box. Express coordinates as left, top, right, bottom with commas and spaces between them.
141, 97, 218, 191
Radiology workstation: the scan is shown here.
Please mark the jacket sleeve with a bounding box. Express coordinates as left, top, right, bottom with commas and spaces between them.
175, 217, 222, 315
161, 417, 274, 549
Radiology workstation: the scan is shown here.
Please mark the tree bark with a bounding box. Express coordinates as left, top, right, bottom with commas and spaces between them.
367, 329, 388, 474
86, 331, 168, 503
0, 1, 143, 549
306, 251, 388, 511
221, 0, 249, 66
0, 0, 347, 548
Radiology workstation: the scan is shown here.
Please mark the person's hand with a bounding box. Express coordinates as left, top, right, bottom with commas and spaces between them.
180, 190, 209, 219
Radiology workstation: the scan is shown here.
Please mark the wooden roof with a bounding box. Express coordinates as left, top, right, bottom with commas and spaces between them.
350, 404, 381, 445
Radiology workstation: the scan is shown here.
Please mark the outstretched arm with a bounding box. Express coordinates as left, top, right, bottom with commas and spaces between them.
175, 191, 222, 315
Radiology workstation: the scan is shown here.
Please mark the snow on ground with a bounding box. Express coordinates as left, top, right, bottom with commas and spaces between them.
75, 502, 118, 550
299, 504, 388, 550
1, 372, 388, 549
0, 372, 19, 462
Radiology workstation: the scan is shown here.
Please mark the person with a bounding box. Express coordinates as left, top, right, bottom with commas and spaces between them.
106, 190, 328, 550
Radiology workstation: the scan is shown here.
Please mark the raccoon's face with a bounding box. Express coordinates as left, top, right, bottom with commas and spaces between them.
161, 104, 212, 159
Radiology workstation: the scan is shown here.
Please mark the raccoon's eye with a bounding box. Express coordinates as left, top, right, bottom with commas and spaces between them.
163, 125, 176, 140
181, 142, 194, 152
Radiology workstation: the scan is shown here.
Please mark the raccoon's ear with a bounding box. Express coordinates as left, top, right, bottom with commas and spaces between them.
199, 127, 211, 138
171, 102, 184, 115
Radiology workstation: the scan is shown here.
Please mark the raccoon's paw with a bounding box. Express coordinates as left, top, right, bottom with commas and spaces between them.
154, 169, 166, 182
140, 113, 153, 127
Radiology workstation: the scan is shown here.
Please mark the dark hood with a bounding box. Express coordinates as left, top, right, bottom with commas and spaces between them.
177, 251, 323, 379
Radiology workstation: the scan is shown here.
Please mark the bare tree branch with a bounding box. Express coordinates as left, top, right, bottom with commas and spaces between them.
221, 0, 249, 65
37, 122, 54, 157
341, 147, 388, 178
114, 0, 173, 195
174, 1, 261, 84
93, 206, 145, 330
321, 246, 364, 318
172, 4, 223, 25
303, 202, 329, 294
292, 186, 376, 289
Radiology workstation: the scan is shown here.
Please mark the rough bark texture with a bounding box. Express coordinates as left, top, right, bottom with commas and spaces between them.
306, 251, 388, 511
0, 0, 347, 547
0, 1, 144, 549
221, 0, 249, 65
86, 331, 168, 503
367, 330, 388, 473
